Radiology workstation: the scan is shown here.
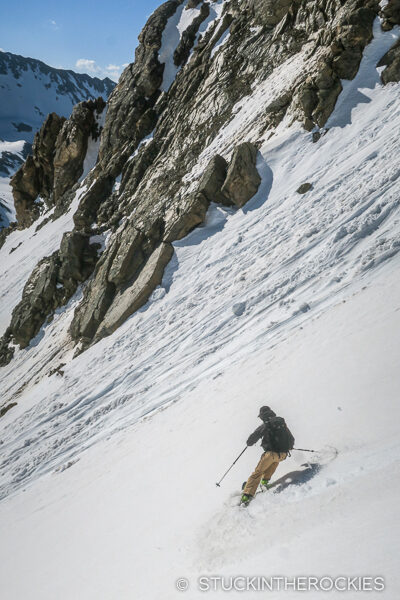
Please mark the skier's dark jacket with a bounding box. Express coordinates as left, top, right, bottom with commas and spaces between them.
247, 419, 277, 452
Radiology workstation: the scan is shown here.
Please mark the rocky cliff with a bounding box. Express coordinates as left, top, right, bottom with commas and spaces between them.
1, 0, 400, 367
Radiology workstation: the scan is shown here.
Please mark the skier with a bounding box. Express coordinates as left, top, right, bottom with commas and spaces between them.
240, 406, 294, 506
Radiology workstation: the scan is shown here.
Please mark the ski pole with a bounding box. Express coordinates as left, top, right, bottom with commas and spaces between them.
293, 447, 316, 453
216, 446, 247, 487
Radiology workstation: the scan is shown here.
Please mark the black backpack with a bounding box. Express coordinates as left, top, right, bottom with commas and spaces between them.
268, 416, 295, 453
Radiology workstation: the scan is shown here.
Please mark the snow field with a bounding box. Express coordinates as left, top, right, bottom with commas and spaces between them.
0, 263, 399, 599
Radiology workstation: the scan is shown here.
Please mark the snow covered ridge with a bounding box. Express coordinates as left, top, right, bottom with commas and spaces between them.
0, 51, 115, 144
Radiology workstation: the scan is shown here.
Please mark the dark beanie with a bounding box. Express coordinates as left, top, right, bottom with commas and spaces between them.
258, 406, 276, 420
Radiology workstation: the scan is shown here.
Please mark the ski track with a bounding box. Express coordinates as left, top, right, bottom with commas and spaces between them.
1, 18, 400, 504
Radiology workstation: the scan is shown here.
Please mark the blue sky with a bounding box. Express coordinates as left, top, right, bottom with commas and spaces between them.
0, 0, 163, 81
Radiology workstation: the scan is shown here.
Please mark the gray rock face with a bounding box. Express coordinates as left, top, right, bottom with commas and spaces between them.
221, 143, 261, 208
174, 2, 210, 67
164, 192, 209, 242
378, 40, 400, 84
380, 0, 400, 31
73, 171, 115, 232
10, 98, 106, 229
9, 255, 59, 348
10, 113, 66, 227
246, 0, 293, 27
70, 139, 262, 346
0, 402, 17, 419
198, 155, 230, 205
98, 0, 184, 176
10, 112, 68, 227
0, 232, 99, 356
53, 98, 105, 204
292, 1, 378, 129
9, 155, 41, 228
32, 113, 66, 203
70, 217, 163, 345
94, 242, 174, 342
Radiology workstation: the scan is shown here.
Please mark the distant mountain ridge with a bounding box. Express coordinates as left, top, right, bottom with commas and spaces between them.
0, 51, 115, 144
0, 51, 115, 227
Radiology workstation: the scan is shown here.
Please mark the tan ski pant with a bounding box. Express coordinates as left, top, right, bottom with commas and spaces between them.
243, 451, 287, 496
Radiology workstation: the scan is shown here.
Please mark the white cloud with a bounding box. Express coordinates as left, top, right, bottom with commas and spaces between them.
0, 48, 5, 52
75, 58, 128, 82
76, 58, 100, 74
49, 19, 59, 30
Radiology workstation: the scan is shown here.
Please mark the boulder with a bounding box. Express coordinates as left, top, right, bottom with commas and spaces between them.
378, 40, 400, 84
198, 155, 231, 205
221, 142, 261, 208
297, 182, 313, 194
164, 192, 210, 241
94, 243, 174, 342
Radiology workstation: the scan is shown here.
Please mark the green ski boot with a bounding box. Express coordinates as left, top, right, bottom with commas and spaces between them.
260, 478, 271, 491
240, 493, 253, 507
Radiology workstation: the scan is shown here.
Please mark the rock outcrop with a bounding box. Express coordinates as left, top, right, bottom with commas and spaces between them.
94, 242, 174, 342
198, 155, 230, 206
247, 0, 292, 27
378, 40, 400, 84
98, 0, 184, 176
221, 143, 261, 208
69, 140, 261, 347
2, 232, 99, 355
380, 0, 400, 30
297, 182, 313, 194
174, 2, 210, 66
53, 98, 105, 203
9, 154, 42, 228
10, 98, 105, 228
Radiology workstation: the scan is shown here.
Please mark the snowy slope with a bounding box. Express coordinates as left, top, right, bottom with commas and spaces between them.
0, 11, 400, 600
0, 262, 399, 599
